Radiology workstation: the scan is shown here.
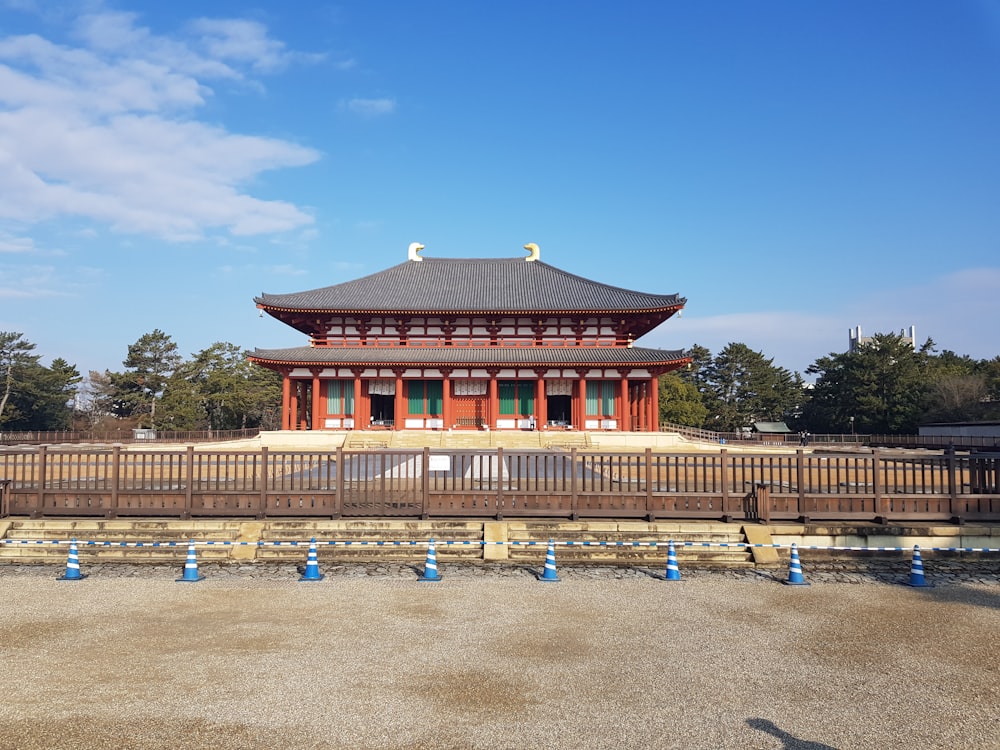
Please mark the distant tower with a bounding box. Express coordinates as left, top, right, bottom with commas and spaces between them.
849, 325, 916, 352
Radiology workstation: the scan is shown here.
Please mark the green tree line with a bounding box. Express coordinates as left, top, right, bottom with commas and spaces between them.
2, 329, 998, 435
0, 330, 281, 432
659, 335, 1000, 434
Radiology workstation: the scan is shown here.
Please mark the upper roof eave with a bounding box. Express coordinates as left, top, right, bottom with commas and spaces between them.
254, 257, 686, 314
254, 302, 686, 316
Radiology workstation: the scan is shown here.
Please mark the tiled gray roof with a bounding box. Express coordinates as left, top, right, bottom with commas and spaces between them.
248, 346, 688, 368
255, 258, 684, 314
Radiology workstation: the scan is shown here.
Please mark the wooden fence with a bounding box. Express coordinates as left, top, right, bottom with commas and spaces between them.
1, 446, 998, 523
0, 428, 261, 445
659, 422, 1000, 451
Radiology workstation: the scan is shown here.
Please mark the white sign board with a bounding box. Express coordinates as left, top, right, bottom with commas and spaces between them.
428, 455, 451, 472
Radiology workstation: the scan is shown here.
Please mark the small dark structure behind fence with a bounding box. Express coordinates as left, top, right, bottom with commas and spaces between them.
2, 446, 998, 523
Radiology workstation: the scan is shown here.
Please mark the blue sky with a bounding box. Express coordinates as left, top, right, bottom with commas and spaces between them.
1, 0, 999, 379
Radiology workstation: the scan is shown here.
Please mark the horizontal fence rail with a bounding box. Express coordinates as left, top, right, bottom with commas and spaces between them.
2, 446, 999, 522
0, 428, 261, 446
660, 423, 1000, 451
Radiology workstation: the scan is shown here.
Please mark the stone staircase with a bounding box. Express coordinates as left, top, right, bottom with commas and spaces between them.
0, 518, 754, 567
343, 430, 592, 451
500, 521, 753, 566
343, 432, 392, 450
253, 519, 485, 563
0, 519, 240, 564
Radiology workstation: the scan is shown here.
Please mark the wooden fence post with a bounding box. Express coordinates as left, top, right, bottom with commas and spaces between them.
947, 447, 961, 523
873, 449, 887, 523
796, 449, 807, 521
183, 446, 194, 520
645, 448, 654, 521
0, 478, 10, 517
333, 446, 343, 519
34, 445, 46, 519
756, 483, 771, 523
421, 447, 430, 520
720, 448, 731, 521
495, 447, 504, 520
570, 447, 579, 520
110, 445, 120, 518
257, 445, 271, 520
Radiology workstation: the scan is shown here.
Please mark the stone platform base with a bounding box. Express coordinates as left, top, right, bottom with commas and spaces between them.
1, 518, 996, 567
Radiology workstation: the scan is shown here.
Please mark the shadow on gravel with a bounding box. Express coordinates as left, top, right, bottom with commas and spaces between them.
516, 564, 545, 580
916, 583, 1000, 610
748, 568, 783, 582
633, 566, 665, 580
746, 718, 838, 749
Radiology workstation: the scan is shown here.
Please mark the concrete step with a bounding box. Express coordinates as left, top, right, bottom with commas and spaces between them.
344, 430, 596, 451
0, 542, 232, 563
254, 519, 484, 561
500, 520, 751, 565
0, 519, 242, 563
0, 518, 753, 566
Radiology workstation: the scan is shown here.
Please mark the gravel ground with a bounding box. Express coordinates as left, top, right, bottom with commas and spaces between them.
1, 562, 999, 750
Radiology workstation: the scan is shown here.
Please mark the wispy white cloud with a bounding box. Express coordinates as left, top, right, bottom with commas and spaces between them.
846, 267, 1000, 357
189, 18, 326, 72
267, 263, 308, 276
340, 97, 396, 117
0, 10, 322, 242
642, 267, 1000, 375
217, 262, 307, 277
0, 232, 67, 256
644, 310, 842, 375
332, 260, 366, 273
0, 234, 36, 253
0, 262, 82, 298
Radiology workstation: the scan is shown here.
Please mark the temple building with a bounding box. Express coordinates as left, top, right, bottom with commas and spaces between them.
249, 243, 689, 432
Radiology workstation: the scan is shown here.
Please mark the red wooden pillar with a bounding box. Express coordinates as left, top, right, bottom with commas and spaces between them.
637, 383, 644, 430
575, 370, 588, 430
298, 381, 309, 430
618, 372, 629, 431
441, 369, 452, 429
487, 370, 498, 430
288, 379, 299, 431
311, 369, 322, 431
534, 370, 547, 428
638, 380, 648, 432
570, 378, 579, 430
393, 370, 405, 430
648, 375, 658, 432
352, 370, 363, 429
281, 371, 291, 430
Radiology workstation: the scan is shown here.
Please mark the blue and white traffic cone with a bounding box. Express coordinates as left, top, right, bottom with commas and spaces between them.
58, 538, 86, 581
782, 543, 810, 586
419, 538, 441, 581
299, 537, 324, 581
176, 540, 205, 582
907, 545, 932, 587
664, 539, 681, 581
539, 539, 560, 582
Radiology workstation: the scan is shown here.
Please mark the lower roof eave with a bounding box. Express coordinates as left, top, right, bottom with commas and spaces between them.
247, 345, 691, 371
